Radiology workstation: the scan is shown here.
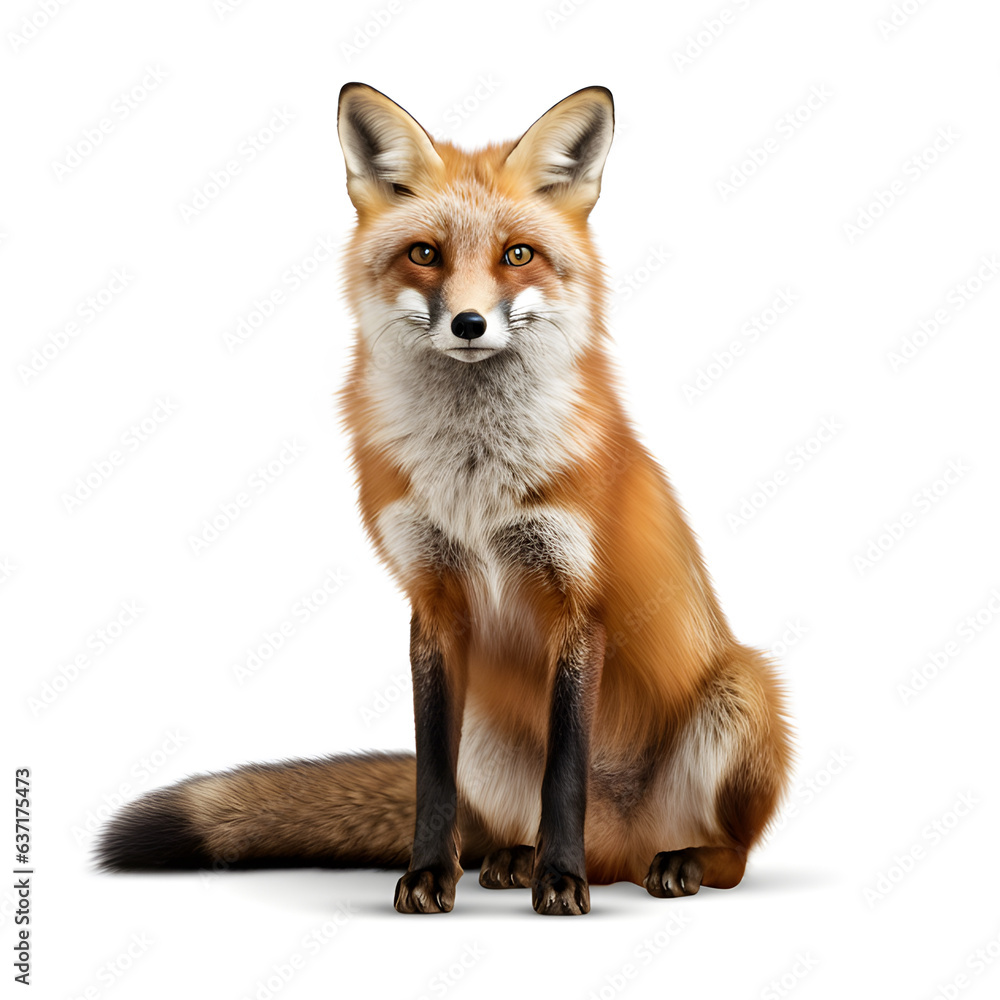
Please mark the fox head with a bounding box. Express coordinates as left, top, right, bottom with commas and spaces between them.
336, 83, 614, 369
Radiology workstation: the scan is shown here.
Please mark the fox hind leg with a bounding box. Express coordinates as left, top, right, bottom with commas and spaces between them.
642, 646, 792, 899
644, 846, 747, 897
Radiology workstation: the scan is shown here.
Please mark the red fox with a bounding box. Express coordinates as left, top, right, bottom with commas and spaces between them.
98, 83, 793, 915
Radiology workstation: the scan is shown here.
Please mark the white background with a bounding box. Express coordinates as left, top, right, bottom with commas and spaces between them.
4, 0, 1000, 997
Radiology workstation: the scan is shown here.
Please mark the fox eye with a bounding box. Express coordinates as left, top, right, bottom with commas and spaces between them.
503, 245, 534, 266
408, 243, 440, 266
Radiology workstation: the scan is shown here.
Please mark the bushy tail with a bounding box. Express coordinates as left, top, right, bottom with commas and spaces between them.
95, 751, 419, 872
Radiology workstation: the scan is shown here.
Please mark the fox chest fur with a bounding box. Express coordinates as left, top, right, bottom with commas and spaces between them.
364, 348, 596, 649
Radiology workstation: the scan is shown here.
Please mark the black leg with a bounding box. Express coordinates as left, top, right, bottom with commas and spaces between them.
532, 617, 603, 915
394, 612, 465, 913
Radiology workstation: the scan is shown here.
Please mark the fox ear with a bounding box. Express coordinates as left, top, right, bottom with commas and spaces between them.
337, 83, 444, 211
503, 86, 614, 215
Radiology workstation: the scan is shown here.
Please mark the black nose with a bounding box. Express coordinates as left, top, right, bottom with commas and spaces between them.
451, 311, 487, 341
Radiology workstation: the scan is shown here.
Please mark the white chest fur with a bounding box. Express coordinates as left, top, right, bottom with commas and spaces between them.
366, 348, 596, 597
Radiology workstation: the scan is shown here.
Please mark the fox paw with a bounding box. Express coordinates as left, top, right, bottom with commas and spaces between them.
394, 867, 458, 913
643, 849, 704, 898
531, 869, 590, 915
479, 846, 535, 889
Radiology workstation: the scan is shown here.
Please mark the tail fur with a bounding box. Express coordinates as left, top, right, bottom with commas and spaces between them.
95, 751, 420, 872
